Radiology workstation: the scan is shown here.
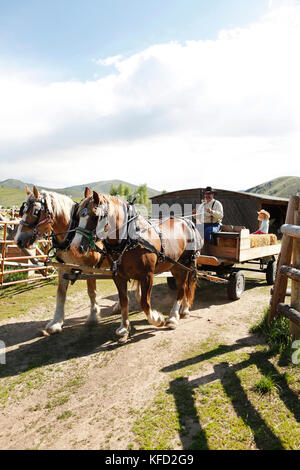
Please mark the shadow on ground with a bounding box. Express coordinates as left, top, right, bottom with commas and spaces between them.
161, 335, 300, 450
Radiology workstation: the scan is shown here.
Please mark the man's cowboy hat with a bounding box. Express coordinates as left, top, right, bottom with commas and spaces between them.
257, 209, 270, 219
204, 186, 216, 194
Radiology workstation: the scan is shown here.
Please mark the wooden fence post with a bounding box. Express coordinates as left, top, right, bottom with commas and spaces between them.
269, 195, 299, 322
290, 203, 300, 338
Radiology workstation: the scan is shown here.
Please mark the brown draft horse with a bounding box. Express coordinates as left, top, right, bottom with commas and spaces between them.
71, 191, 203, 341
14, 185, 121, 334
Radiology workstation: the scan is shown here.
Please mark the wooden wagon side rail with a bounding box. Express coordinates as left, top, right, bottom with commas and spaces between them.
269, 195, 300, 338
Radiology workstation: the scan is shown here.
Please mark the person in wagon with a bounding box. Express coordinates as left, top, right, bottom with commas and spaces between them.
193, 186, 224, 242
253, 209, 270, 234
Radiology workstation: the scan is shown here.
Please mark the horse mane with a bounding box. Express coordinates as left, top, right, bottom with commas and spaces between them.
96, 194, 124, 209
28, 190, 75, 221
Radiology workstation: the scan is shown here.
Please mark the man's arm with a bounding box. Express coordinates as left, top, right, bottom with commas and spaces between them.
209, 200, 223, 220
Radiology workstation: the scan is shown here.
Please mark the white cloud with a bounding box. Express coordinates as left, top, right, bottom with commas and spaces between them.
92, 54, 123, 67
0, 4, 300, 191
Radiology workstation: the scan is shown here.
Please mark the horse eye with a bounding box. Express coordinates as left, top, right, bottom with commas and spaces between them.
80, 208, 88, 217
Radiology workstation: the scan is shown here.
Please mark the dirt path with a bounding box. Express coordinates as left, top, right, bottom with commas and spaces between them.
0, 273, 270, 450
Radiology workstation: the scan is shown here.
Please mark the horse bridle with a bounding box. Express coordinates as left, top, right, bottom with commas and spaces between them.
75, 203, 109, 251
19, 197, 52, 241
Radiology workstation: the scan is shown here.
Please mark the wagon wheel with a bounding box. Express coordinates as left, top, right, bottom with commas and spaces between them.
227, 271, 245, 300
167, 276, 177, 290
266, 260, 277, 286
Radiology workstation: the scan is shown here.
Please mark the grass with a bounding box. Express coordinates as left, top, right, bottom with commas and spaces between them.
250, 306, 293, 357
0, 186, 26, 208
1, 265, 28, 284
57, 410, 73, 420
0, 277, 118, 321
130, 328, 300, 450
254, 375, 278, 395
1, 272, 299, 450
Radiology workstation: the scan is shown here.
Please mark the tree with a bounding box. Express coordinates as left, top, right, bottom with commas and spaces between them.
134, 184, 149, 205
117, 183, 125, 196
124, 185, 131, 200
110, 183, 118, 196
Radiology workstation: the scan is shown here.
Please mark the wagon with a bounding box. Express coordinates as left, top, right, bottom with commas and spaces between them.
45, 226, 280, 302
166, 225, 281, 300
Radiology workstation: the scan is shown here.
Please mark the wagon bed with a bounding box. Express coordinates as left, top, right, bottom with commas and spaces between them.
166, 226, 281, 300
197, 226, 280, 266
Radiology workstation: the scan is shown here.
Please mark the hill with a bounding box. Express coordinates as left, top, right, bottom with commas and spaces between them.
246, 176, 300, 198
62, 180, 161, 199
0, 179, 161, 207
0, 186, 27, 208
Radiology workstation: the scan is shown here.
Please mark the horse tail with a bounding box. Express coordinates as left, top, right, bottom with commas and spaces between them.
186, 267, 197, 308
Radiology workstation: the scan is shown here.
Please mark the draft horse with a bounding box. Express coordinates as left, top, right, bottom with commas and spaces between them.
15, 185, 109, 334
71, 191, 203, 341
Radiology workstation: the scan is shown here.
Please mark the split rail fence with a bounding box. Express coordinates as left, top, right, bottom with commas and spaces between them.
269, 195, 300, 338
0, 220, 57, 289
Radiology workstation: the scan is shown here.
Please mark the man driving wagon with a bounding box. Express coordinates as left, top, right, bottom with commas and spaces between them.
193, 186, 223, 243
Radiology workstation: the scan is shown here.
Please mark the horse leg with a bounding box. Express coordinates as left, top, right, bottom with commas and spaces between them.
114, 277, 130, 341
86, 278, 101, 325
140, 274, 165, 327
180, 296, 190, 318
46, 269, 69, 334
132, 280, 141, 303
111, 280, 140, 315
166, 268, 188, 329
179, 268, 197, 317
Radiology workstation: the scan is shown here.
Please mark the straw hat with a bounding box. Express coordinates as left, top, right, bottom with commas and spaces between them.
257, 209, 270, 219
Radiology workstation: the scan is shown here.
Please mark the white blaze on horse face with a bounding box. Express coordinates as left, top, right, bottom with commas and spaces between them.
14, 209, 31, 245
72, 215, 88, 250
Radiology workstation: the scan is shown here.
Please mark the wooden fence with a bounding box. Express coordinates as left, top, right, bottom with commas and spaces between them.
269, 195, 300, 338
0, 221, 57, 289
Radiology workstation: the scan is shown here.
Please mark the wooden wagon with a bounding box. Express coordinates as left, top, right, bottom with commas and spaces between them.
45, 225, 280, 302
166, 225, 281, 300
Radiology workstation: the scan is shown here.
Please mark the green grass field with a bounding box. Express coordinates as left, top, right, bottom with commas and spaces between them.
0, 186, 26, 208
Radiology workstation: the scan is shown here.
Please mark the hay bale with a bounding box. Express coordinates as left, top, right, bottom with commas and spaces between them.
250, 234, 277, 248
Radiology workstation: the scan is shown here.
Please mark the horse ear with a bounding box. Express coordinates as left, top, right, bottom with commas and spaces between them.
84, 187, 91, 198
25, 186, 32, 196
93, 191, 100, 205
33, 185, 40, 199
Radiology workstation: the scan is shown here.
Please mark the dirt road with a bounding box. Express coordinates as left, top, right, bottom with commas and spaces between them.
0, 273, 272, 449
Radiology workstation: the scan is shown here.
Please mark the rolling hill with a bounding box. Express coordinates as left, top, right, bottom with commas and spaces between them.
0, 179, 161, 208
246, 176, 300, 198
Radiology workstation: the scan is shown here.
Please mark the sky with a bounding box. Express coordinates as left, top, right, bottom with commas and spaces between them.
0, 0, 299, 192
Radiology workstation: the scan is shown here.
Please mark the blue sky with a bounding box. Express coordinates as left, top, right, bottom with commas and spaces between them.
0, 0, 270, 81
0, 0, 299, 191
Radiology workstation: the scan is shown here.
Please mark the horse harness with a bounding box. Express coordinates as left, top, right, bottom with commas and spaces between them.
51, 202, 79, 251
87, 203, 200, 278
19, 197, 53, 245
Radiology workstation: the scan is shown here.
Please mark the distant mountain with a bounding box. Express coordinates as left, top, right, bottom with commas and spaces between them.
0, 179, 29, 190
246, 176, 300, 198
0, 178, 161, 207
62, 180, 161, 199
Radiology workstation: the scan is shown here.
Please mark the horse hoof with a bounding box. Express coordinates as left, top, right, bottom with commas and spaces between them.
117, 334, 130, 344
39, 329, 50, 337
45, 323, 63, 335
166, 319, 178, 330
180, 311, 190, 319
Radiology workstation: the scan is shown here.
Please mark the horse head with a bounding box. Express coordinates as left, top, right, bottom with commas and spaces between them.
70, 188, 103, 255
14, 185, 53, 249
